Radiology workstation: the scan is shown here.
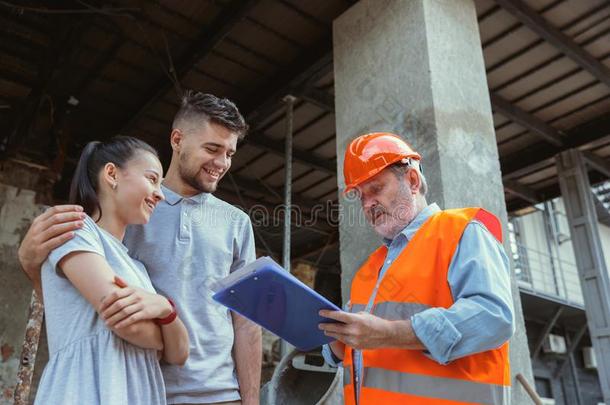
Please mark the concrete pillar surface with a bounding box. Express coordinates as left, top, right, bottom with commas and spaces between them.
333, 0, 534, 403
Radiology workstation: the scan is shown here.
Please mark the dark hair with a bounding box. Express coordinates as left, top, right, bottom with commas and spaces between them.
69, 136, 159, 220
172, 90, 249, 140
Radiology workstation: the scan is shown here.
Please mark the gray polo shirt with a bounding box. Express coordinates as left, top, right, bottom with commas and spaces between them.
124, 185, 256, 404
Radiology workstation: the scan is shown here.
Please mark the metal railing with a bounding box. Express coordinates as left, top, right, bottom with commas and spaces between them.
514, 242, 584, 306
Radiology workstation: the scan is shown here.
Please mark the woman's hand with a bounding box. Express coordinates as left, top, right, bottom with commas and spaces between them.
100, 276, 173, 329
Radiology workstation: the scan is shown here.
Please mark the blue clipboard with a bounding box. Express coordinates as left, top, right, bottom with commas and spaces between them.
211, 257, 342, 351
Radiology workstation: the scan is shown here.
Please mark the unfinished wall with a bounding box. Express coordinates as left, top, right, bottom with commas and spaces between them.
526, 320, 604, 405
0, 160, 51, 404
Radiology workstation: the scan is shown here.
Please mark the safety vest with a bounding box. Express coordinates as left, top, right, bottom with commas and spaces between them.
342, 207, 511, 405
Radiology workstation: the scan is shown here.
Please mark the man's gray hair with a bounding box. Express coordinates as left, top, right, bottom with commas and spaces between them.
389, 162, 428, 196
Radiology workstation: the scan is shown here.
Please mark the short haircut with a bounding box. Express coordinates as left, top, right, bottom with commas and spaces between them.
172, 90, 248, 140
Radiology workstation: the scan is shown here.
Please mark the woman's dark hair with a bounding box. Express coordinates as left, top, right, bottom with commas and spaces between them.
69, 136, 159, 220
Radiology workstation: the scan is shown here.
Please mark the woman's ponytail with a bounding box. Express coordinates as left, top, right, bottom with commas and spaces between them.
69, 141, 102, 217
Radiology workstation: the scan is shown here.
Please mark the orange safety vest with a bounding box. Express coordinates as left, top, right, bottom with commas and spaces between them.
343, 208, 511, 405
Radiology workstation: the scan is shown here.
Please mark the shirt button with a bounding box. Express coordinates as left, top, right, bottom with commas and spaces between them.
386, 260, 391, 264
183, 225, 187, 230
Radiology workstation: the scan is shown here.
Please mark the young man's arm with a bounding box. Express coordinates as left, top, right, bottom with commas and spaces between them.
18, 205, 85, 296
232, 312, 261, 405
231, 218, 261, 404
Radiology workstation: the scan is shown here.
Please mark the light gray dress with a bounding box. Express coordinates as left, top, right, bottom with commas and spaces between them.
35, 215, 166, 405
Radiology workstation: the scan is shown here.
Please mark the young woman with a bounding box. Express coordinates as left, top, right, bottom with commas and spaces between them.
35, 136, 189, 404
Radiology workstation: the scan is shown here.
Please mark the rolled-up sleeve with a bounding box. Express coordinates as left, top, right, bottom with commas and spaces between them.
322, 344, 341, 367
321, 301, 351, 367
411, 221, 514, 365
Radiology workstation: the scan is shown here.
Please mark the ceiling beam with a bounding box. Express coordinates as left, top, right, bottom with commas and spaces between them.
501, 114, 610, 180
238, 37, 336, 176
242, 36, 333, 126
119, 0, 260, 133
593, 193, 610, 227
292, 232, 339, 262
113, 3, 337, 179
227, 172, 335, 219
506, 170, 608, 213
504, 179, 542, 205
490, 93, 564, 147
215, 185, 334, 236
297, 87, 335, 112
245, 131, 336, 175
494, 0, 610, 88
583, 151, 610, 179
278, 85, 594, 178
4, 16, 90, 156
0, 69, 32, 88
294, 88, 575, 155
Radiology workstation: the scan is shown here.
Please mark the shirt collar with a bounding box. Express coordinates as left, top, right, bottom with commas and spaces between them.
383, 203, 441, 246
161, 184, 210, 206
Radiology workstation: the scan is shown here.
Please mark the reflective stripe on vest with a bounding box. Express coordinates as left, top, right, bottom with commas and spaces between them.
350, 302, 431, 320
343, 366, 352, 387
363, 367, 510, 404
375, 301, 430, 320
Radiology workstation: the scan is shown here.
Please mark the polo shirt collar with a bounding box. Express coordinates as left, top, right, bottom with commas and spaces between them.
161, 184, 210, 206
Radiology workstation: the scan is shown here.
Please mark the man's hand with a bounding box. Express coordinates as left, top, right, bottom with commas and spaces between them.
99, 276, 173, 329
18, 205, 85, 294
318, 310, 425, 351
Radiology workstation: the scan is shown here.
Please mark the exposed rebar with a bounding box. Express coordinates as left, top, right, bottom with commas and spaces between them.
282, 95, 296, 272
13, 291, 44, 405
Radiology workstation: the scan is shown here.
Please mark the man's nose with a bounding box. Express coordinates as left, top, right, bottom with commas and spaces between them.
214, 154, 230, 170
362, 195, 377, 211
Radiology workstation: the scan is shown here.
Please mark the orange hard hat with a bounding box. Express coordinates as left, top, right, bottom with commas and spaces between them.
343, 132, 421, 193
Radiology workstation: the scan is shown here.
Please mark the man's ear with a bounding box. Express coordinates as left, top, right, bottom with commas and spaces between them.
406, 169, 421, 195
170, 129, 183, 153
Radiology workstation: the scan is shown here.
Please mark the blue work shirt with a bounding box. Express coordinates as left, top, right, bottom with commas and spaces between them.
322, 203, 514, 399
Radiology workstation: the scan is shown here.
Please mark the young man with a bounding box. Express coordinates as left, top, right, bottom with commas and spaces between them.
319, 132, 514, 405
18, 91, 261, 405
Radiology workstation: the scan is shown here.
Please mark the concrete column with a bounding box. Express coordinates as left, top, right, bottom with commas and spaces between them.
333, 0, 534, 403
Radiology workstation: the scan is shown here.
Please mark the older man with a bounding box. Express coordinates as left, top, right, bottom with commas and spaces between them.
18, 91, 261, 405
319, 132, 514, 405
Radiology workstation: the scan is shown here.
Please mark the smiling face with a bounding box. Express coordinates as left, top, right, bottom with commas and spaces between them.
175, 120, 238, 194
355, 167, 420, 239
112, 151, 165, 225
